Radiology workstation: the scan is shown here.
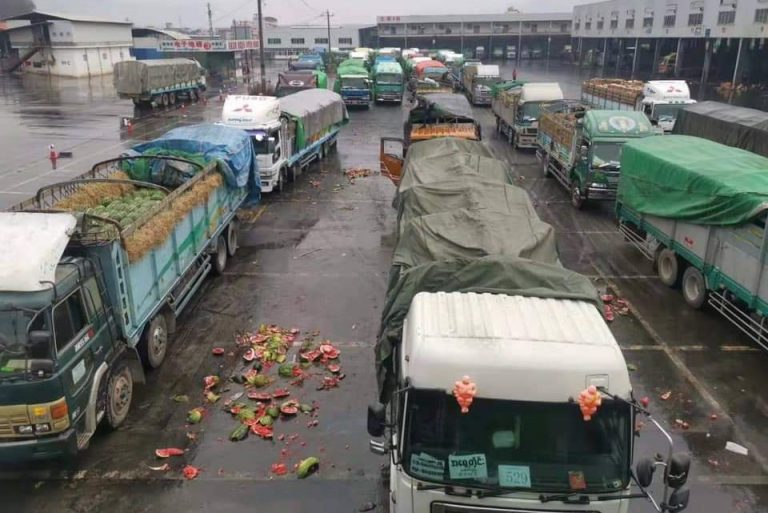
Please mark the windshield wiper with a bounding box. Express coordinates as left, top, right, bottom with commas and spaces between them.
476, 487, 526, 498
539, 491, 591, 504
416, 482, 472, 496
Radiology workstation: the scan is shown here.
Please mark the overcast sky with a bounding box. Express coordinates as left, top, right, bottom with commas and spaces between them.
36, 0, 578, 28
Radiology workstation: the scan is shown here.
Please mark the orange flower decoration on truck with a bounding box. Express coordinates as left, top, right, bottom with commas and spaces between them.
578, 385, 603, 421
453, 376, 477, 414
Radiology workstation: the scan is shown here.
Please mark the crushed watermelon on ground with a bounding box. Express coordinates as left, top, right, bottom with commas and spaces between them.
167, 324, 341, 478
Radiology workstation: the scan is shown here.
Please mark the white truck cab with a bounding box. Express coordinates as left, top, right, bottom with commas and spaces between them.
369, 291, 691, 513
221, 95, 286, 193
641, 81, 696, 132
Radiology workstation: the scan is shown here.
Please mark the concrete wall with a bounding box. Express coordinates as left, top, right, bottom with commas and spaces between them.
20, 45, 130, 77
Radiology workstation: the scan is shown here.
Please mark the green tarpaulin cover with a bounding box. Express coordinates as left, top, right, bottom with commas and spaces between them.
672, 101, 768, 158
278, 89, 348, 151
393, 208, 558, 269
375, 256, 602, 401
618, 135, 768, 225
396, 178, 537, 231
491, 80, 525, 98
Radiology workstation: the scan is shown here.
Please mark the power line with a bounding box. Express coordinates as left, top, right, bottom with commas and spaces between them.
212, 0, 255, 23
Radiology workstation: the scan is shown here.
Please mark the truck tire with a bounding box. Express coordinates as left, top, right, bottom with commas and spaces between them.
161, 93, 169, 107
189, 89, 198, 102
212, 235, 228, 275
288, 164, 298, 182
169, 92, 176, 105
138, 314, 169, 369
570, 181, 585, 209
105, 363, 133, 429
226, 220, 238, 257
682, 266, 707, 309
657, 249, 681, 287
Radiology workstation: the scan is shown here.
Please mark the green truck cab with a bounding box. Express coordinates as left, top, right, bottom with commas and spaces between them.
0, 125, 257, 461
372, 61, 404, 103
537, 108, 657, 209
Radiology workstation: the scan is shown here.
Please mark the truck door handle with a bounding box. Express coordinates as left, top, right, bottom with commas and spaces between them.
93, 346, 103, 355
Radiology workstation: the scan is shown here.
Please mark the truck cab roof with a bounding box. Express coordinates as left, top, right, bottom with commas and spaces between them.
583, 110, 655, 139
221, 95, 281, 129
520, 82, 564, 103
402, 291, 631, 401
643, 80, 693, 103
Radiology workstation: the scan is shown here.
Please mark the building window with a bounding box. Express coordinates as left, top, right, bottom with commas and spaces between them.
291, 38, 305, 44
663, 15, 676, 27
314, 37, 328, 44
626, 18, 635, 28
575, 21, 580, 30
531, 23, 538, 32
643, 16, 654, 28
755, 8, 768, 23
338, 37, 353, 44
561, 23, 569, 32
610, 19, 618, 29
688, 13, 703, 25
596, 20, 604, 29
267, 38, 281, 44
718, 10, 736, 24
389, 26, 396, 35
473, 25, 480, 33
585, 21, 592, 30
438, 24, 445, 30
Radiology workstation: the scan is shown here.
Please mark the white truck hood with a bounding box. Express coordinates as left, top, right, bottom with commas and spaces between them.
222, 95, 280, 129
0, 213, 76, 292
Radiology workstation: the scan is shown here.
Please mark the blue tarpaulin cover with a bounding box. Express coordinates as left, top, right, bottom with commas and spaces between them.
128, 124, 261, 204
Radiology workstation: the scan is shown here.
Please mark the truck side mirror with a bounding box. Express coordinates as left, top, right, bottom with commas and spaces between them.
29, 330, 52, 350
367, 403, 386, 437
665, 453, 691, 489
635, 457, 655, 488
665, 487, 690, 512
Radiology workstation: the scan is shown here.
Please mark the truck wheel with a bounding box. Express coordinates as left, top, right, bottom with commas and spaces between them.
288, 165, 298, 182
657, 249, 680, 287
212, 235, 228, 275
542, 155, 550, 177
226, 220, 238, 257
105, 363, 133, 429
682, 267, 707, 309
138, 314, 169, 369
189, 89, 198, 102
570, 181, 585, 209
161, 93, 169, 107
169, 92, 176, 105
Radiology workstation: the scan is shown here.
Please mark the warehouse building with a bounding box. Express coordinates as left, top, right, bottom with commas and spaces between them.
376, 13, 572, 58
261, 24, 364, 59
2, 10, 133, 77
131, 27, 190, 60
572, 0, 768, 86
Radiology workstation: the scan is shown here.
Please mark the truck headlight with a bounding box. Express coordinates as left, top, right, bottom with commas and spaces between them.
591, 182, 607, 189
35, 423, 51, 433
16, 425, 34, 435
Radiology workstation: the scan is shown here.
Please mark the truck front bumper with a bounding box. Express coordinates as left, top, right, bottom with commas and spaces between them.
376, 94, 401, 102
259, 168, 280, 193
343, 98, 370, 106
586, 185, 618, 201
516, 134, 538, 148
0, 428, 78, 462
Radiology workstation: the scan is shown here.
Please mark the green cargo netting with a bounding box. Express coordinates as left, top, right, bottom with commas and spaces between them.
396, 178, 537, 231
375, 256, 602, 402
393, 208, 558, 269
491, 80, 525, 98
618, 135, 768, 225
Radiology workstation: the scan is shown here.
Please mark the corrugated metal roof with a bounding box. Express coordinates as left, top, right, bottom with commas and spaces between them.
402, 291, 632, 401
377, 13, 572, 24
4, 10, 132, 25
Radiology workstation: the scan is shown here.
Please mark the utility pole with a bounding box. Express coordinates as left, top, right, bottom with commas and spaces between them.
207, 3, 214, 39
256, 0, 266, 93
325, 10, 333, 72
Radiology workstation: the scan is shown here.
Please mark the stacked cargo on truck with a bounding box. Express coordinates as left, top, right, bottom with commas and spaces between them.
492, 82, 564, 149
0, 124, 259, 461
411, 60, 452, 96
222, 90, 348, 193
617, 135, 768, 352
462, 64, 501, 105
367, 136, 692, 513
114, 58, 206, 108
537, 107, 656, 209
334, 60, 372, 108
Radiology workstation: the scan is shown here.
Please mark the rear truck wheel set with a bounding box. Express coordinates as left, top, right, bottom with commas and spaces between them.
138, 314, 169, 369
105, 362, 133, 429
212, 234, 228, 275
657, 248, 681, 287
682, 266, 707, 309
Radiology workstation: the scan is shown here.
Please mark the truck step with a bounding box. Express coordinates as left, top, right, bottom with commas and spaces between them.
76, 430, 92, 450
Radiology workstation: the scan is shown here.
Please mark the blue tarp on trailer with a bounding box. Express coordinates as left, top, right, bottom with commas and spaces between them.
129, 124, 261, 204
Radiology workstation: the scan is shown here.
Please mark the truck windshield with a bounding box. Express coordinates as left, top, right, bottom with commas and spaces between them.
477, 77, 499, 87
0, 308, 51, 376
653, 104, 684, 123
591, 143, 623, 168
376, 73, 402, 85
404, 390, 631, 493
342, 77, 368, 89
520, 102, 545, 121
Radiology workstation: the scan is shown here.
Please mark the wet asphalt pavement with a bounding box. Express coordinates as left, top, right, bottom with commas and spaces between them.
1, 60, 767, 512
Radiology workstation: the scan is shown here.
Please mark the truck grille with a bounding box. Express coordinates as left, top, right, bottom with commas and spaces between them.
0, 412, 31, 437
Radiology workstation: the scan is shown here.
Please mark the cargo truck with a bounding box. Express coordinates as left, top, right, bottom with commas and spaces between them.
368, 137, 692, 513
373, 61, 404, 103
672, 101, 768, 159
0, 124, 259, 461
289, 53, 324, 71
380, 95, 481, 186
463, 64, 501, 105
334, 60, 372, 108
274, 70, 327, 98
537, 108, 655, 209
617, 135, 768, 352
114, 58, 206, 108
581, 79, 696, 132
492, 82, 564, 149
222, 90, 348, 193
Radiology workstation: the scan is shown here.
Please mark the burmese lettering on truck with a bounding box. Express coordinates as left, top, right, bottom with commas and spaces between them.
334, 60, 372, 108
0, 124, 259, 462
617, 135, 768, 352
463, 64, 501, 106
492, 82, 564, 149
222, 90, 348, 193
114, 58, 206, 108
367, 137, 692, 513
537, 108, 655, 209
581, 79, 695, 132
379, 95, 481, 187
373, 61, 404, 103
672, 101, 768, 159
